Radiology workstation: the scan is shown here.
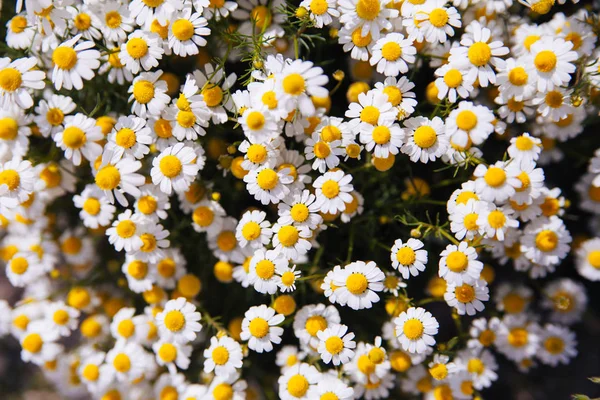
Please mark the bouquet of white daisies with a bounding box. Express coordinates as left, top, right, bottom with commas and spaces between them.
1, 0, 600, 398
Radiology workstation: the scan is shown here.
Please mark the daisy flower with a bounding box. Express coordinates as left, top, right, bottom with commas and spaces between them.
54, 113, 103, 166
153, 339, 192, 374
103, 341, 148, 382
496, 58, 536, 100
332, 261, 384, 310
390, 238, 428, 279
0, 107, 31, 161
528, 37, 577, 92
240, 304, 285, 353
467, 317, 502, 350
106, 210, 143, 252
394, 307, 439, 354
128, 0, 181, 26
536, 324, 577, 367
304, 131, 344, 173
44, 301, 80, 337
495, 314, 539, 362
278, 362, 321, 400
238, 108, 280, 143
95, 157, 145, 206
73, 185, 116, 229
401, 116, 449, 163
109, 307, 147, 342
313, 170, 354, 214
373, 76, 418, 119
5, 15, 35, 50
119, 31, 164, 74
129, 70, 171, 118
235, 210, 272, 249
194, 64, 236, 124
438, 241, 483, 285
299, 0, 340, 27
446, 102, 495, 148
508, 133, 542, 168
444, 279, 489, 316
206, 372, 247, 399
276, 264, 301, 292
155, 298, 202, 343
434, 63, 475, 104
521, 216, 572, 267
203, 0, 238, 20
104, 115, 152, 163
169, 10, 210, 57
473, 161, 521, 203
532, 87, 574, 122
34, 94, 76, 138
359, 119, 404, 158
345, 90, 396, 133
337, 0, 398, 40
248, 249, 287, 295
542, 278, 587, 325
208, 217, 246, 263
51, 35, 100, 91
133, 183, 171, 222
276, 59, 329, 116
99, 2, 134, 44
277, 190, 323, 230
151, 143, 200, 195
122, 256, 154, 293
369, 33, 416, 76
0, 158, 35, 210
449, 200, 487, 240
6, 251, 45, 287
0, 57, 45, 109
203, 335, 243, 376
133, 222, 170, 263
411, 0, 461, 44
308, 377, 354, 399
317, 324, 356, 365
449, 21, 509, 87
19, 321, 61, 366
478, 205, 519, 241
338, 25, 375, 62
271, 223, 312, 260
78, 351, 106, 391
293, 304, 341, 348
243, 166, 293, 205
191, 199, 226, 236
575, 238, 600, 281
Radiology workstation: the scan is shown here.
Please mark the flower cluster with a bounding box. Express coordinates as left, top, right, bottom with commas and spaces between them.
0, 0, 598, 398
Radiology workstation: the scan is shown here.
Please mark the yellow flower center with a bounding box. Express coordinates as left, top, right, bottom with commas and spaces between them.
0, 68, 22, 92
158, 343, 177, 362
357, 354, 376, 374
321, 180, 340, 199
117, 319, 135, 338
113, 353, 131, 372
381, 87, 401, 107
467, 358, 485, 375
10, 256, 29, 275
136, 195, 157, 215
249, 317, 269, 338
9, 16, 28, 34
198, 85, 222, 109
356, 0, 380, 21
172, 19, 195, 41
360, 105, 380, 125
257, 168, 279, 190
534, 50, 557, 73
446, 251, 468, 272
484, 167, 506, 187
0, 118, 18, 140
133, 81, 155, 104
127, 260, 148, 279
507, 327, 528, 347
164, 310, 185, 332
346, 272, 368, 294
126, 38, 149, 59
564, 32, 582, 51
429, 8, 448, 27
240, 221, 260, 241
429, 363, 448, 380
115, 221, 136, 240
192, 206, 214, 227
159, 155, 182, 178
246, 111, 265, 131
305, 315, 327, 336
255, 259, 275, 279
468, 42, 491, 67
403, 318, 424, 340
0, 169, 20, 191
372, 126, 391, 144
281, 271, 296, 286
589, 185, 600, 202
142, 0, 165, 7
544, 336, 564, 355
278, 225, 299, 247
153, 119, 172, 139
463, 213, 478, 230
96, 165, 121, 190
311, 142, 330, 160
320, 393, 339, 400
396, 247, 416, 266
455, 283, 476, 303
82, 364, 99, 381
105, 11, 122, 28
287, 375, 309, 397
535, 230, 558, 252
310, 0, 328, 15
503, 293, 526, 314
62, 126, 87, 149
325, 336, 344, 354
479, 329, 495, 347
217, 231, 236, 251
290, 203, 310, 222
487, 210, 506, 229
587, 250, 600, 269
212, 383, 233, 400
351, 28, 372, 47
45, 108, 65, 127
115, 127, 136, 148
52, 47, 78, 70
74, 13, 92, 30
508, 67, 528, 86
381, 42, 402, 61
523, 35, 540, 51
212, 345, 229, 365
545, 90, 563, 108
443, 69, 462, 88
283, 73, 306, 96
53, 309, 70, 325
250, 5, 272, 30
413, 126, 437, 148
456, 110, 477, 131
530, 0, 554, 14
62, 237, 82, 254
22, 333, 43, 353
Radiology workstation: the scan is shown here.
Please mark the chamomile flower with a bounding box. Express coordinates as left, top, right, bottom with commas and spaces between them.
95, 157, 145, 206
445, 279, 489, 316
508, 133, 542, 167
120, 31, 164, 74
152, 339, 191, 374
151, 143, 200, 195
374, 76, 418, 119
575, 238, 600, 281
104, 116, 152, 163
359, 119, 404, 158
473, 161, 521, 203
369, 33, 416, 76
5, 15, 35, 50
313, 170, 354, 214
19, 321, 61, 366
240, 304, 285, 353
156, 298, 202, 343
309, 377, 354, 399
521, 216, 572, 267
495, 314, 539, 362
479, 205, 519, 241
6, 251, 45, 287
0, 57, 44, 109
276, 59, 329, 116
0, 158, 35, 210
450, 200, 488, 240
536, 324, 577, 367
51, 35, 100, 91
271, 223, 312, 260
332, 261, 384, 310
54, 113, 103, 166
203, 335, 243, 376
129, 0, 181, 26
293, 304, 341, 348
542, 278, 587, 325
390, 238, 428, 279
203, 0, 238, 20
44, 301, 80, 337
0, 107, 31, 161
411, 1, 461, 44
169, 10, 210, 57
401, 116, 449, 164
317, 324, 356, 365
34, 94, 76, 138
434, 63, 475, 104
467, 317, 502, 350
345, 90, 396, 132
99, 2, 134, 44
276, 264, 301, 293
394, 307, 439, 354
439, 241, 483, 285
191, 199, 226, 236
129, 71, 171, 118
244, 166, 293, 205
338, 0, 398, 40
248, 249, 287, 295
110, 307, 147, 343
122, 256, 154, 293
528, 37, 577, 92
338, 25, 375, 62
103, 341, 148, 382
278, 362, 321, 400
496, 58, 536, 100
238, 108, 280, 143
446, 102, 495, 148
277, 190, 323, 229
304, 131, 344, 172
